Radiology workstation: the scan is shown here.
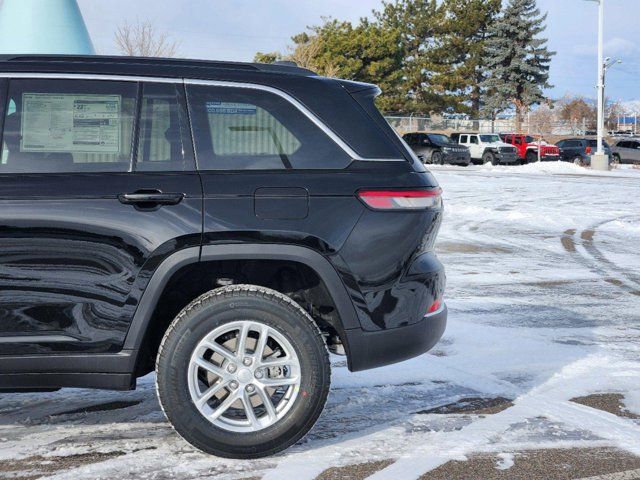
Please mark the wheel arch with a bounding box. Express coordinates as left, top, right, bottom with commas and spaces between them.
125, 244, 360, 375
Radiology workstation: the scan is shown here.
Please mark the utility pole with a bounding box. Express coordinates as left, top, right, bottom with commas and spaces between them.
585, 0, 621, 170
591, 0, 609, 170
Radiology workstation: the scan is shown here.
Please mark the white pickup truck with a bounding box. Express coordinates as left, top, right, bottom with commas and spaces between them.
450, 133, 518, 165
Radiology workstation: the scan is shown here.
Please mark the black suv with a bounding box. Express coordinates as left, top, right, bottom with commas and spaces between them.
402, 132, 471, 166
555, 138, 612, 166
0, 55, 446, 458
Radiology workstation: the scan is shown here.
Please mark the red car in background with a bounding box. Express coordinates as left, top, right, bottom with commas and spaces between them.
500, 133, 560, 164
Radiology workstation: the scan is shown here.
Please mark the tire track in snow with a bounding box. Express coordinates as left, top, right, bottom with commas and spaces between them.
579, 216, 640, 287
367, 354, 640, 480
561, 217, 640, 296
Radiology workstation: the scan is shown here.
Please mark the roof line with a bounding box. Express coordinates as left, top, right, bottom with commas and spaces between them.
0, 54, 317, 76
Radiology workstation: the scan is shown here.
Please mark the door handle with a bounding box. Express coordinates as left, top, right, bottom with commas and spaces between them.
118, 190, 185, 207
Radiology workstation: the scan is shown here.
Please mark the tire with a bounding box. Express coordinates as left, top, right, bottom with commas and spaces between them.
483, 152, 498, 165
156, 284, 330, 459
526, 151, 537, 164
432, 152, 444, 165
573, 156, 584, 166
612, 154, 621, 165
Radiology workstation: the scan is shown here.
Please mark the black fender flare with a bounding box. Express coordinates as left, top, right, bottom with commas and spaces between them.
123, 244, 361, 352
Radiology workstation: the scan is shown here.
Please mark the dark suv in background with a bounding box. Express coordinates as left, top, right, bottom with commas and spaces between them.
555, 138, 612, 166
403, 132, 471, 166
0, 55, 446, 459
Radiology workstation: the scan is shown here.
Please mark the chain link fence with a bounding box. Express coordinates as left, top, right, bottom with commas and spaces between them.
384, 116, 595, 137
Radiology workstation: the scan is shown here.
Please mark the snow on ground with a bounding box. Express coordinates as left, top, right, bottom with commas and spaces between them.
1, 163, 639, 479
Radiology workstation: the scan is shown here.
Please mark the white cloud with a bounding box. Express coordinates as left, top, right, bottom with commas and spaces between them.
604, 37, 638, 56
571, 37, 637, 57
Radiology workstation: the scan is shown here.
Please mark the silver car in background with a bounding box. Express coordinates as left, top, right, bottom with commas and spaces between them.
611, 139, 640, 164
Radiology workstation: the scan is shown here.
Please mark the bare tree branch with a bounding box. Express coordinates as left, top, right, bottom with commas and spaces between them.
115, 20, 179, 58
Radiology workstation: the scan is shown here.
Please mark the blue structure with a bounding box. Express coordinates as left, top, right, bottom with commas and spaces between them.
0, 0, 95, 55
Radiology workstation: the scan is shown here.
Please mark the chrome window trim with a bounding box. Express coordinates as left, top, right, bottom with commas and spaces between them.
184, 78, 403, 162
0, 72, 180, 83
0, 72, 405, 162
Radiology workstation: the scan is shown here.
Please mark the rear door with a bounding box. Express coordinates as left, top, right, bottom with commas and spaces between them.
0, 76, 202, 355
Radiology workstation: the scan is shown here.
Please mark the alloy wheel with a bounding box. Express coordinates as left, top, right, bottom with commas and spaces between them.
187, 320, 301, 433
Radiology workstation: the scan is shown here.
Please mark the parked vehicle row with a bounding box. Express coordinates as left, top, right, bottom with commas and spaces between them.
404, 131, 543, 166
404, 131, 639, 167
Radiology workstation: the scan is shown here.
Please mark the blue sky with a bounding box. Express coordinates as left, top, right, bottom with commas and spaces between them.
78, 0, 640, 101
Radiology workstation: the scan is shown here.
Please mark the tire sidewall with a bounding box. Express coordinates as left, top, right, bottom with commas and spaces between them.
157, 291, 329, 457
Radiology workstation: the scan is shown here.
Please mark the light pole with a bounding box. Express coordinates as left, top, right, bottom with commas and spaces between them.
593, 0, 609, 169
585, 0, 609, 170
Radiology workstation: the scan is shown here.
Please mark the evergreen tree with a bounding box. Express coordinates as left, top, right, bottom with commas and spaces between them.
438, 0, 501, 117
375, 0, 446, 114
254, 19, 404, 112
481, 0, 555, 130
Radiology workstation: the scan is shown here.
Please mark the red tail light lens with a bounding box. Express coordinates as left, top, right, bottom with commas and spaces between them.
427, 298, 442, 314
586, 146, 592, 154
357, 188, 442, 210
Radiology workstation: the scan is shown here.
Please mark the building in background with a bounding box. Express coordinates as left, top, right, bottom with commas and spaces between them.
0, 0, 94, 55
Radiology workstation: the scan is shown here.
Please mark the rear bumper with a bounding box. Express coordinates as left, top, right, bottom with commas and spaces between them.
344, 304, 447, 371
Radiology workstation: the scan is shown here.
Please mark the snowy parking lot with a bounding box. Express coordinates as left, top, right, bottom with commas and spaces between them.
1, 162, 639, 480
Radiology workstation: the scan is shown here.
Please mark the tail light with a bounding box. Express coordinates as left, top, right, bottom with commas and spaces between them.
427, 298, 442, 314
357, 188, 442, 211
586, 146, 592, 154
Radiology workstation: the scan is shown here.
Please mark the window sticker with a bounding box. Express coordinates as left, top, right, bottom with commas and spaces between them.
206, 102, 257, 115
20, 93, 122, 153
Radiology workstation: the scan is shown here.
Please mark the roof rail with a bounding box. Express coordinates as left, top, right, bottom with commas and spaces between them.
0, 54, 317, 76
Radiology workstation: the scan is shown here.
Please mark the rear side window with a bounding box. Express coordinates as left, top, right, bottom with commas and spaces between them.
137, 83, 193, 172
0, 79, 137, 173
187, 84, 351, 170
